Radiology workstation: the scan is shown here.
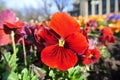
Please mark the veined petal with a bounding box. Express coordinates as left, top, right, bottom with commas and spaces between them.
50, 12, 80, 37
34, 27, 58, 46
65, 32, 88, 55
41, 45, 78, 70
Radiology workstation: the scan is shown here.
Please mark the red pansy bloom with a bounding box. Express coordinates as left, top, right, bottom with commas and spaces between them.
0, 9, 16, 46
99, 27, 115, 46
4, 20, 32, 46
82, 39, 100, 65
41, 12, 88, 70
82, 48, 100, 65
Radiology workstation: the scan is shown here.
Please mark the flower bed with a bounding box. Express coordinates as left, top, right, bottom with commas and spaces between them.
0, 9, 120, 80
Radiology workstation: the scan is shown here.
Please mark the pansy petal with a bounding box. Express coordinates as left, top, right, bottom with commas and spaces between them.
50, 12, 80, 37
35, 27, 58, 46
4, 22, 16, 28
41, 45, 78, 70
82, 57, 92, 65
0, 9, 16, 29
92, 48, 101, 60
65, 32, 88, 55
0, 30, 11, 46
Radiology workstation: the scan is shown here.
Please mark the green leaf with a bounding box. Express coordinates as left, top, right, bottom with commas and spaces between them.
99, 46, 110, 58
49, 70, 55, 79
2, 71, 19, 80
31, 75, 39, 80
21, 68, 30, 80
4, 52, 11, 62
2, 47, 18, 71
68, 65, 88, 80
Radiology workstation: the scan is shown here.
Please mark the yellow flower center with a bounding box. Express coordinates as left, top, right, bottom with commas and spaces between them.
89, 54, 94, 58
59, 38, 65, 47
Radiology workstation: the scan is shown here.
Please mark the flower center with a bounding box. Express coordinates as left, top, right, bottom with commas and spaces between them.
89, 54, 94, 58
59, 38, 65, 47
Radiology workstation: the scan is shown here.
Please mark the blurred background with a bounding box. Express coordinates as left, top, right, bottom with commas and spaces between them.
0, 0, 73, 21
0, 0, 120, 80
0, 0, 120, 21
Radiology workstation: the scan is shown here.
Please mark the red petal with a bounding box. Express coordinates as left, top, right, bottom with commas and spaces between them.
91, 48, 100, 60
0, 30, 11, 46
65, 32, 88, 55
4, 22, 16, 28
0, 9, 16, 23
103, 27, 113, 35
0, 9, 16, 29
82, 57, 92, 65
34, 27, 58, 46
4, 20, 24, 29
50, 12, 80, 37
41, 45, 78, 70
15, 20, 24, 28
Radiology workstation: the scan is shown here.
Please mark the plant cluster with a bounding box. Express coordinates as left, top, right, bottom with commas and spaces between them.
0, 9, 117, 80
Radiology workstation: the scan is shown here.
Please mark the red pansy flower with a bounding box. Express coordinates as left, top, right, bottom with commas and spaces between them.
0, 9, 16, 46
5, 20, 32, 46
4, 20, 26, 39
99, 27, 115, 46
82, 39, 100, 65
82, 48, 100, 65
41, 12, 88, 70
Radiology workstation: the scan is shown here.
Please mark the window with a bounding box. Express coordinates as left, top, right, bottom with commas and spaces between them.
110, 0, 115, 12
95, 4, 99, 14
119, 0, 120, 11
88, 0, 91, 15
102, 0, 106, 14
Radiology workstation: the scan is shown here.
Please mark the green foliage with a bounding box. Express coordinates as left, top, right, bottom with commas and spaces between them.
99, 46, 110, 58
2, 71, 19, 80
68, 65, 89, 80
0, 32, 40, 80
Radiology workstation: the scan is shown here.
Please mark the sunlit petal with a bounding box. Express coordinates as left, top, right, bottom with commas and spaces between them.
41, 45, 78, 70
50, 12, 80, 37
65, 32, 88, 55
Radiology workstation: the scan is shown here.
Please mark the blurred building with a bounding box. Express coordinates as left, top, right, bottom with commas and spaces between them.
69, 0, 120, 16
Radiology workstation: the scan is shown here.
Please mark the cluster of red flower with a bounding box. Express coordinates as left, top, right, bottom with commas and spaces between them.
0, 9, 115, 71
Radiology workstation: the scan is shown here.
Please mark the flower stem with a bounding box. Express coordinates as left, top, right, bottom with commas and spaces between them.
22, 38, 27, 66
11, 31, 16, 54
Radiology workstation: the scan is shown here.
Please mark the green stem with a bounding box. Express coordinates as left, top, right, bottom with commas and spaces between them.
22, 38, 27, 66
11, 31, 16, 54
